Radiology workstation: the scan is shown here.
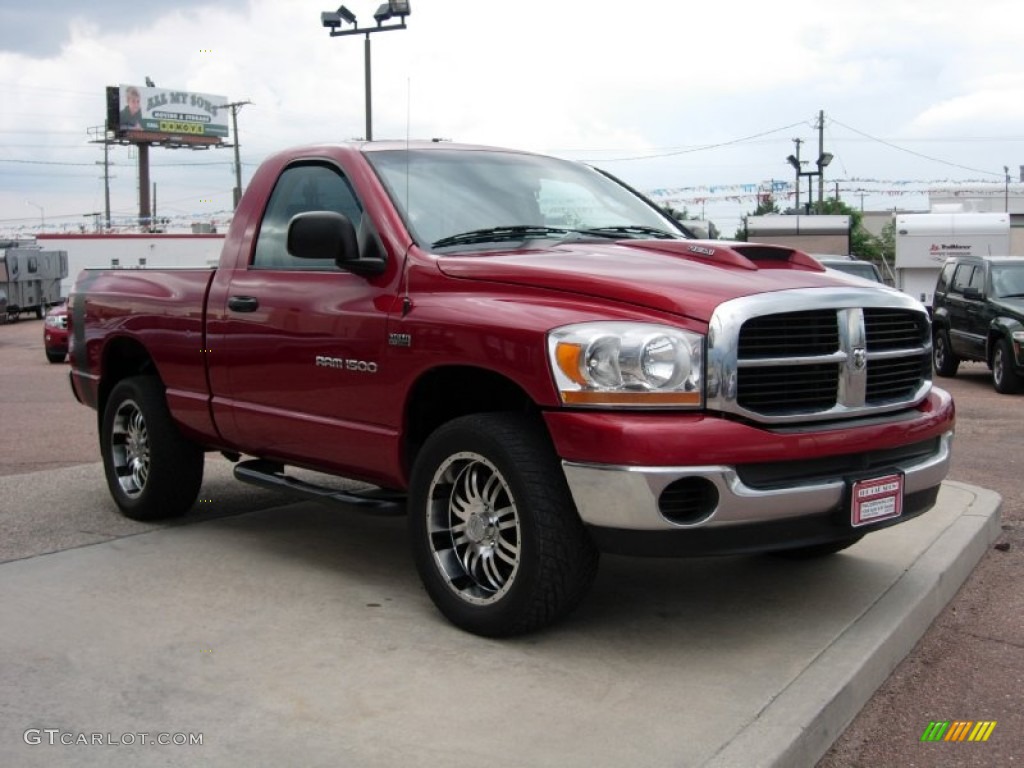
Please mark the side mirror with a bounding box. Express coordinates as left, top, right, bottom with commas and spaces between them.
287, 211, 386, 277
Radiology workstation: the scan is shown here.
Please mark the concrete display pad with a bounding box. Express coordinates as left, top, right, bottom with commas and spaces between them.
0, 464, 1000, 768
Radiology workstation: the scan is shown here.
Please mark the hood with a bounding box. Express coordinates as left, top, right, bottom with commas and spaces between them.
436, 240, 861, 322
991, 296, 1024, 318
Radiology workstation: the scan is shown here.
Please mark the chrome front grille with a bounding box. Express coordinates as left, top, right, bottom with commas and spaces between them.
707, 288, 932, 424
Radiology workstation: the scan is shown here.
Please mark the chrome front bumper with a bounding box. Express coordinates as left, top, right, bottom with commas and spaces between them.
562, 431, 953, 531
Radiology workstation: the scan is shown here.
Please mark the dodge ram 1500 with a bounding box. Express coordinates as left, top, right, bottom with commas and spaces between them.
70, 141, 955, 636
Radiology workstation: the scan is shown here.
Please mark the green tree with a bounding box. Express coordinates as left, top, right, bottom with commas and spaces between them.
810, 199, 885, 264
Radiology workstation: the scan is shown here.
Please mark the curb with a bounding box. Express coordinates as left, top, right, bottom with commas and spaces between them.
702, 481, 1003, 768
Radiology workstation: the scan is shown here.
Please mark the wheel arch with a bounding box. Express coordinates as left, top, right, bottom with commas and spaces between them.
97, 335, 160, 419
987, 317, 1022, 365
402, 365, 540, 479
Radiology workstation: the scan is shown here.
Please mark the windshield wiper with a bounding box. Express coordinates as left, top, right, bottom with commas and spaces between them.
575, 225, 680, 240
432, 226, 572, 248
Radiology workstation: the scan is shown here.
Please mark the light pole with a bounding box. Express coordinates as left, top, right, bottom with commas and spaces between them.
786, 151, 832, 214
321, 1, 411, 141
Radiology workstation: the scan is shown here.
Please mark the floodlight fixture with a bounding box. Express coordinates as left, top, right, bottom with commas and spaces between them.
321, 1, 411, 141
786, 154, 801, 171
816, 152, 833, 169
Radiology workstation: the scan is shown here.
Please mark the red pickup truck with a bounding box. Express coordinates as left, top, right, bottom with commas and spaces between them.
69, 141, 954, 636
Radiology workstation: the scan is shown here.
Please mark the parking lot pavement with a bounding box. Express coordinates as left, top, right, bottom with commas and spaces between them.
0, 461, 999, 768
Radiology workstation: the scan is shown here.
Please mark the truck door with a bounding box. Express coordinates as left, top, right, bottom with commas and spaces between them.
947, 262, 986, 358
209, 161, 398, 479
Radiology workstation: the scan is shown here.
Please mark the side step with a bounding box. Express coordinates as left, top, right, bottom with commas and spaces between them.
233, 459, 406, 516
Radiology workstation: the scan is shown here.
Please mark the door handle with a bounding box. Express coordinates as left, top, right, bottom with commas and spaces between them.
228, 296, 259, 313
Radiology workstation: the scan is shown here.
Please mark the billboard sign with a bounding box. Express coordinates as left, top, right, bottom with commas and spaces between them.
108, 85, 229, 143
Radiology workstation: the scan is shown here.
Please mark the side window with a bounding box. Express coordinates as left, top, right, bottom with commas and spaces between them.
252, 163, 363, 269
968, 265, 985, 293
950, 264, 976, 294
935, 262, 955, 293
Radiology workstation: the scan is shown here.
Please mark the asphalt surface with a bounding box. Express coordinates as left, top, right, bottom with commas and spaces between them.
1, 316, 1019, 766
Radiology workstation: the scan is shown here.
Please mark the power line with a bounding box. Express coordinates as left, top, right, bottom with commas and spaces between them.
829, 117, 1005, 178
585, 122, 811, 162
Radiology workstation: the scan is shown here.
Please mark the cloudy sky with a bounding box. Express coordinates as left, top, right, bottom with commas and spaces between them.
1, 0, 1022, 237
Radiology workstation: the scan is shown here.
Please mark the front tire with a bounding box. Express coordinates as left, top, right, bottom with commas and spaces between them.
409, 413, 599, 637
45, 350, 65, 364
100, 376, 204, 520
992, 338, 1024, 394
933, 329, 959, 377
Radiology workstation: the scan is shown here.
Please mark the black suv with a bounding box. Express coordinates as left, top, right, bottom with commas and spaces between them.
932, 255, 1024, 393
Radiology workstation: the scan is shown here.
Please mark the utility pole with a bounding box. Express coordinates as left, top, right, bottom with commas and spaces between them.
791, 138, 803, 212
817, 110, 826, 207
222, 101, 252, 208
87, 125, 113, 230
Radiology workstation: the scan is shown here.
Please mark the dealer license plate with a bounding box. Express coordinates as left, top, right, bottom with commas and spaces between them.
850, 473, 904, 527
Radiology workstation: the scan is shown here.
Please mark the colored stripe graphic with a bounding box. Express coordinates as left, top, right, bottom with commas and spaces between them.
945, 721, 972, 741
920, 720, 996, 742
969, 721, 997, 742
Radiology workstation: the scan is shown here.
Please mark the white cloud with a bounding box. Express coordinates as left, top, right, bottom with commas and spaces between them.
1, 0, 1023, 234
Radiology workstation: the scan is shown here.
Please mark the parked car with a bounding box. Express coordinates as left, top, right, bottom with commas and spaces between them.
43, 300, 69, 363
931, 254, 1024, 393
812, 254, 884, 283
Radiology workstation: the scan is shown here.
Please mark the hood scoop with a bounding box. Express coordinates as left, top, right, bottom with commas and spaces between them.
628, 240, 825, 272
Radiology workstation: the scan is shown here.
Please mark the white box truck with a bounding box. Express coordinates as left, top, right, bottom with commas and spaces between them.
894, 212, 1010, 308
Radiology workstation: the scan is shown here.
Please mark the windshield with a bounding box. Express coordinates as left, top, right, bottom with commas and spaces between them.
991, 264, 1024, 298
828, 262, 881, 282
366, 148, 687, 250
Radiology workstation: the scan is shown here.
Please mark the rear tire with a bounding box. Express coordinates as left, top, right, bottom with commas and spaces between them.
409, 413, 599, 637
100, 376, 204, 520
992, 338, 1024, 394
933, 329, 959, 377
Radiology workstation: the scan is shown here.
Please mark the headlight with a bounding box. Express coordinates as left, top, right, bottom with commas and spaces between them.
45, 315, 61, 328
548, 322, 704, 407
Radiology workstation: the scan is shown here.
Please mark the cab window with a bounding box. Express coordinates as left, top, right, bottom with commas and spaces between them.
950, 264, 980, 294
252, 163, 363, 269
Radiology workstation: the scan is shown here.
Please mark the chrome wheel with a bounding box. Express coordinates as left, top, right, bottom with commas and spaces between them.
410, 413, 599, 636
992, 338, 1023, 393
110, 398, 150, 497
426, 452, 521, 606
101, 376, 203, 520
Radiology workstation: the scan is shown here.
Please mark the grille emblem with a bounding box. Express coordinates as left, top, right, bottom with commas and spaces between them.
852, 347, 867, 371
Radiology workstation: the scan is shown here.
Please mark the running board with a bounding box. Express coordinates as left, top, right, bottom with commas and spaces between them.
233, 459, 406, 515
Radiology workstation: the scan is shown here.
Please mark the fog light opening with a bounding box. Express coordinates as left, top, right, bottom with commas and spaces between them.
658, 477, 719, 526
